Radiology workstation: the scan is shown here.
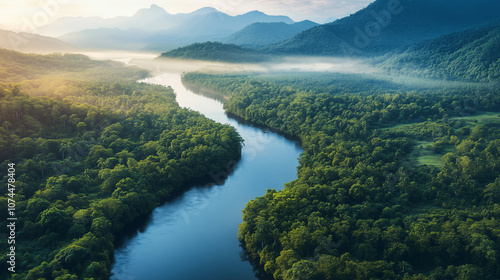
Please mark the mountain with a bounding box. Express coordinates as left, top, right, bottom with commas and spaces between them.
269, 0, 500, 56
158, 41, 269, 63
144, 10, 293, 47
378, 21, 500, 83
38, 5, 168, 37
132, 4, 168, 18
189, 7, 220, 16
41, 6, 293, 38
116, 4, 176, 31
38, 16, 128, 37
223, 20, 319, 47
236, 10, 293, 25
0, 29, 79, 53
54, 6, 294, 51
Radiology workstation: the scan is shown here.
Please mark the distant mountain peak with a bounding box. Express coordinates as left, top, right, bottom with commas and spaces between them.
191, 7, 220, 15
244, 10, 266, 15
296, 20, 317, 25
53, 5, 296, 50
237, 10, 294, 24
223, 20, 318, 47
133, 4, 168, 17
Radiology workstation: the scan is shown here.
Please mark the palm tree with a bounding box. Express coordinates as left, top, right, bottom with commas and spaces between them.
3, 121, 12, 131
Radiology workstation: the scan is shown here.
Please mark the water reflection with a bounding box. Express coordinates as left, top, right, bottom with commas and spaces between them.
239, 242, 276, 280
111, 72, 302, 280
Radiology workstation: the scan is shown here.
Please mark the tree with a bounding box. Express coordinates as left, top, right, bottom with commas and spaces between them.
26, 198, 50, 220
40, 207, 72, 234
87, 145, 113, 165
83, 262, 109, 280
275, 249, 300, 279
26, 262, 53, 280
54, 244, 90, 271
3, 120, 12, 131
470, 124, 487, 140
17, 137, 36, 158
76, 121, 87, 133
90, 217, 111, 237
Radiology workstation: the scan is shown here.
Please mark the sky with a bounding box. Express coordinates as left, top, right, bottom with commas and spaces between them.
0, 0, 374, 32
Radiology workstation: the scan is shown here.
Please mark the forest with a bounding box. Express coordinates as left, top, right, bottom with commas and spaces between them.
0, 48, 243, 279
183, 72, 500, 279
159, 41, 269, 63
265, 0, 500, 56
378, 21, 500, 83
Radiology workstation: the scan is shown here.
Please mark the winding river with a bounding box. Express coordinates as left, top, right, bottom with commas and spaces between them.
110, 72, 303, 280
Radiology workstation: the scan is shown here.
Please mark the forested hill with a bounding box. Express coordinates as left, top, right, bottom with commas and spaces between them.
223, 21, 319, 47
159, 41, 269, 63
268, 0, 500, 56
0, 49, 243, 279
0, 48, 148, 85
378, 21, 500, 83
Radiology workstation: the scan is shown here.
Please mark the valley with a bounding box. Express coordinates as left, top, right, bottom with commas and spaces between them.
0, 0, 499, 279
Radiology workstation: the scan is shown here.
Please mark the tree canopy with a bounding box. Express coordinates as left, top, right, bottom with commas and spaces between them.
0, 49, 243, 279
184, 71, 500, 279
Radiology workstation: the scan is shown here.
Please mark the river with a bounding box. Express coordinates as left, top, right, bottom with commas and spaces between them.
110, 72, 303, 280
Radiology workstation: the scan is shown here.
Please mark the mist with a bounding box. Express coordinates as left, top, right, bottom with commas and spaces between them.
77, 50, 493, 93
80, 51, 378, 76
256, 56, 378, 74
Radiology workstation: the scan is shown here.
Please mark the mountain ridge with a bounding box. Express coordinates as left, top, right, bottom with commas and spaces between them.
268, 0, 500, 56
159, 41, 270, 63
41, 6, 292, 37
0, 29, 79, 54
378, 20, 500, 83
223, 20, 319, 47
55, 6, 294, 51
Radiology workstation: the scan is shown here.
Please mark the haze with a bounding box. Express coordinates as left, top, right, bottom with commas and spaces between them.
84, 51, 379, 76
0, 0, 374, 31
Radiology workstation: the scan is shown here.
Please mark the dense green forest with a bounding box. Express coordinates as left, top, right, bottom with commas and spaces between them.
0, 48, 243, 279
378, 21, 500, 83
0, 48, 149, 84
159, 41, 269, 63
183, 72, 500, 279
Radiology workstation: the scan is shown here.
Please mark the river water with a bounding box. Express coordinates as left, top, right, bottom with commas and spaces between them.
110, 72, 303, 280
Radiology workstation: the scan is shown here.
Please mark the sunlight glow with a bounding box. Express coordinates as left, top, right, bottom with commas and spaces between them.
0, 0, 374, 32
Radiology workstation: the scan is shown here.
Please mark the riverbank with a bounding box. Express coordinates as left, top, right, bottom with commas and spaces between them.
110, 72, 302, 280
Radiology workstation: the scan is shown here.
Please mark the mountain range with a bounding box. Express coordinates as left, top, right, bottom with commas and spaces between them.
52, 5, 294, 51
39, 6, 238, 37
155, 0, 500, 85
268, 0, 500, 56
4, 0, 499, 85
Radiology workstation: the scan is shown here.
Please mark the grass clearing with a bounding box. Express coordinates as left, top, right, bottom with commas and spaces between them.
450, 111, 500, 123
408, 141, 448, 167
381, 112, 500, 168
